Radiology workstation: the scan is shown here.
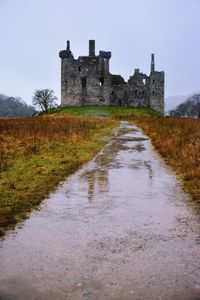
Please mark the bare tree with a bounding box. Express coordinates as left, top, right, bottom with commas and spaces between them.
32, 89, 57, 112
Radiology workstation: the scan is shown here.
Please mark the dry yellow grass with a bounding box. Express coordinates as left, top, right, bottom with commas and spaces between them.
1, 108, 199, 234
0, 114, 112, 171
134, 117, 200, 209
0, 114, 116, 234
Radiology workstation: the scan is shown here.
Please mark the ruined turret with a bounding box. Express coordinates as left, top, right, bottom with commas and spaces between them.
59, 40, 74, 59
59, 40, 112, 106
149, 54, 165, 114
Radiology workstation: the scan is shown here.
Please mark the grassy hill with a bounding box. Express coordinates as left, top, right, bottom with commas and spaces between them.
49, 105, 159, 118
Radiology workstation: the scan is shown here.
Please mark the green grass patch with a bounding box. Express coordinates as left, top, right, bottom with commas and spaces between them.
49, 105, 159, 118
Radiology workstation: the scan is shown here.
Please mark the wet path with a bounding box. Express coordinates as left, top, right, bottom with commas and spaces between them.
0, 122, 200, 300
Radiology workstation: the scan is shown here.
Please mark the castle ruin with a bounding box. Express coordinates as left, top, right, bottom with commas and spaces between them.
59, 40, 164, 114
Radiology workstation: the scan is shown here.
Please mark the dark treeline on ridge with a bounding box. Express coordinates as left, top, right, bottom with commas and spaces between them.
0, 94, 36, 118
169, 93, 200, 119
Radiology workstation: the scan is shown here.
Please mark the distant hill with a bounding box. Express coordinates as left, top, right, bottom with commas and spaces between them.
165, 95, 188, 112
0, 94, 36, 118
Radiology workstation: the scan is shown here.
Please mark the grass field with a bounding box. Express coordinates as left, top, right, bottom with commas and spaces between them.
0, 106, 199, 235
0, 113, 117, 235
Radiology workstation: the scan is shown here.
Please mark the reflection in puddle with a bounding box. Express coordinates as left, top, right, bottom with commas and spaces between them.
144, 160, 153, 180
82, 169, 109, 203
81, 123, 150, 203
0, 121, 200, 300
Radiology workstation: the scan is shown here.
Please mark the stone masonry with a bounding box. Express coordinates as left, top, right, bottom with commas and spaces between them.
59, 40, 165, 114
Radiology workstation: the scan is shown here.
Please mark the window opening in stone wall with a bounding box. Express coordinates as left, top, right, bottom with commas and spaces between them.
135, 90, 138, 96
143, 79, 146, 85
78, 66, 81, 72
152, 79, 155, 84
152, 91, 155, 95
142, 91, 145, 95
82, 77, 87, 89
111, 91, 114, 95
99, 77, 104, 86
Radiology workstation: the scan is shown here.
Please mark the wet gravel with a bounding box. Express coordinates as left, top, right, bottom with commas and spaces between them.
0, 122, 200, 300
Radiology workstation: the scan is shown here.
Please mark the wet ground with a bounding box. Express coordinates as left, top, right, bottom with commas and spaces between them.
0, 122, 200, 300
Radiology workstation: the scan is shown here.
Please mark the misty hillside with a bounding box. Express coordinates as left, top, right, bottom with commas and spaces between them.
165, 95, 188, 112
0, 94, 36, 118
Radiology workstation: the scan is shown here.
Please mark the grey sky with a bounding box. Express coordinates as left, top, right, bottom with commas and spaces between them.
0, 0, 200, 105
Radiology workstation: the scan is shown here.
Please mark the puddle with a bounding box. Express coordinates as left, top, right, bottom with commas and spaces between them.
0, 121, 200, 300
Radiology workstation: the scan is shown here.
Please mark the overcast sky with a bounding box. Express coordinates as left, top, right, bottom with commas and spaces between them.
0, 0, 200, 104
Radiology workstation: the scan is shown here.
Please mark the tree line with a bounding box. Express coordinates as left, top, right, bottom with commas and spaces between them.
0, 94, 36, 118
0, 89, 57, 118
169, 93, 200, 119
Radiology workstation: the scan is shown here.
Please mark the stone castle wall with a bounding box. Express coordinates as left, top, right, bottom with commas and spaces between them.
59, 40, 165, 114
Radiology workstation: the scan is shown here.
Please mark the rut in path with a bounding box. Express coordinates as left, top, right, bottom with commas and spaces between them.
0, 122, 200, 300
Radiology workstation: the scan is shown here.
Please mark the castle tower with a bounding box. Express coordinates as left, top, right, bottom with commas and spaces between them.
149, 54, 165, 114
59, 40, 112, 106
59, 41, 78, 106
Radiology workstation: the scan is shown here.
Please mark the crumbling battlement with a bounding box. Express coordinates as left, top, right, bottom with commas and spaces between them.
59, 40, 164, 114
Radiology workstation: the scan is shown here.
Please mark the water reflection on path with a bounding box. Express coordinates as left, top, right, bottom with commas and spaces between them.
0, 122, 200, 300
